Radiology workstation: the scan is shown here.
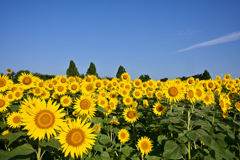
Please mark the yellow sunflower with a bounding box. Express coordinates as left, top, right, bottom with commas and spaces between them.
163, 80, 184, 103
18, 73, 35, 89
74, 95, 96, 120
0, 74, 11, 92
137, 136, 153, 155
132, 89, 143, 100
118, 129, 130, 143
186, 86, 196, 104
14, 89, 24, 100
32, 87, 42, 97
6, 68, 12, 74
1, 130, 10, 136
143, 99, 149, 108
155, 90, 163, 100
56, 118, 97, 159
54, 83, 67, 95
68, 81, 80, 94
6, 91, 16, 102
123, 96, 133, 106
195, 85, 205, 101
7, 112, 22, 128
60, 95, 72, 107
22, 99, 65, 140
123, 107, 139, 123
0, 94, 10, 113
81, 82, 96, 95
133, 79, 142, 88
121, 72, 131, 81
92, 123, 101, 133
235, 102, 240, 112
153, 102, 167, 116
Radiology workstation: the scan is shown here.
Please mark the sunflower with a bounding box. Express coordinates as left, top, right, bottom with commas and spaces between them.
195, 85, 205, 101
7, 112, 22, 128
123, 107, 139, 123
118, 129, 130, 143
35, 80, 45, 88
19, 97, 39, 116
69, 82, 80, 94
60, 95, 72, 107
203, 91, 215, 106
109, 120, 120, 125
123, 96, 133, 106
121, 72, 131, 81
74, 95, 96, 120
18, 73, 35, 89
81, 82, 96, 95
155, 90, 163, 100
153, 102, 167, 116
132, 89, 143, 100
0, 94, 10, 112
45, 81, 55, 91
93, 123, 101, 133
98, 97, 108, 108
235, 102, 240, 111
6, 91, 16, 102
133, 79, 142, 88
186, 77, 195, 86
143, 99, 149, 108
0, 74, 11, 92
132, 101, 138, 108
186, 86, 196, 104
22, 99, 65, 140
137, 136, 153, 155
56, 118, 97, 159
119, 89, 130, 97
1, 130, 10, 136
32, 87, 42, 96
54, 83, 67, 95
6, 68, 12, 74
40, 89, 50, 100
163, 80, 184, 103
109, 98, 118, 111
14, 89, 24, 100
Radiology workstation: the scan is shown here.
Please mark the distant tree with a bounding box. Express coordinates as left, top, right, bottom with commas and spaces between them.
13, 70, 30, 83
102, 76, 113, 80
139, 74, 151, 82
116, 65, 126, 79
202, 70, 211, 80
33, 72, 55, 80
66, 60, 80, 77
86, 62, 98, 77
160, 77, 169, 82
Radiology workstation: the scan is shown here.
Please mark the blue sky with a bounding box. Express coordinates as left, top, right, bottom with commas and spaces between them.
1, 0, 240, 80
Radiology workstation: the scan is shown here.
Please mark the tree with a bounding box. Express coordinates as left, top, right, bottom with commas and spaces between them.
202, 70, 211, 80
86, 62, 98, 77
116, 65, 126, 79
139, 74, 151, 82
66, 60, 80, 77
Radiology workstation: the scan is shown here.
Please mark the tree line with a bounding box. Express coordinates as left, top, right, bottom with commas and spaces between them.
1, 60, 211, 83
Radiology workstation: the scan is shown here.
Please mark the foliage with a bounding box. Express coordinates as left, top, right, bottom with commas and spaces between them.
139, 74, 151, 82
86, 62, 98, 77
66, 60, 80, 77
116, 65, 126, 79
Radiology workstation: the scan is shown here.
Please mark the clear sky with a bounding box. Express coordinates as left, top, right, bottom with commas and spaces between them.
1, 0, 240, 80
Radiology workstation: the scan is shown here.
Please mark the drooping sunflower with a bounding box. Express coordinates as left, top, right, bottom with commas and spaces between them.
123, 107, 139, 123
118, 129, 130, 143
7, 112, 22, 128
22, 99, 65, 140
0, 74, 11, 92
163, 80, 185, 103
56, 118, 97, 159
18, 73, 35, 89
74, 95, 96, 120
0, 94, 10, 113
60, 95, 72, 107
92, 123, 101, 133
153, 102, 167, 116
137, 136, 153, 155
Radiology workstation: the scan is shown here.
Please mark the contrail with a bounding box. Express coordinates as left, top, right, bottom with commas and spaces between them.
177, 32, 240, 53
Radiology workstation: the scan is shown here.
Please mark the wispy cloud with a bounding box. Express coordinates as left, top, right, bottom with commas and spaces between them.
176, 32, 240, 53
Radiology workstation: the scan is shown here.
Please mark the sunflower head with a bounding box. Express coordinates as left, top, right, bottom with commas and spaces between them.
137, 136, 153, 155
123, 107, 139, 123
118, 129, 130, 143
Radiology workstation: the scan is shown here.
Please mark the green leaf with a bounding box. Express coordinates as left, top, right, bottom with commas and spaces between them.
100, 151, 110, 160
121, 145, 134, 157
10, 105, 20, 112
145, 155, 161, 160
95, 155, 102, 160
186, 130, 199, 141
39, 138, 61, 149
0, 121, 7, 129
99, 134, 112, 145
94, 143, 103, 153
167, 117, 181, 123
157, 135, 167, 145
0, 131, 26, 147
163, 140, 183, 160
4, 143, 35, 160
97, 106, 108, 113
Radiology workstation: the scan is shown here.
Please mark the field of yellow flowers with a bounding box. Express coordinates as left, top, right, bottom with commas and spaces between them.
0, 71, 240, 160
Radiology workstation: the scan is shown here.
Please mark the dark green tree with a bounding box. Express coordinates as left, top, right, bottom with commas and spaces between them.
139, 74, 151, 82
116, 65, 126, 79
66, 60, 80, 77
86, 62, 98, 77
13, 70, 30, 83
202, 70, 211, 80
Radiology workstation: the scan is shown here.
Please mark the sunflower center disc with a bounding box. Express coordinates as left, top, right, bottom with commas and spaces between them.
35, 111, 55, 129
141, 141, 149, 150
80, 99, 90, 109
0, 79, 6, 87
188, 90, 194, 98
63, 98, 69, 104
168, 87, 178, 97
71, 84, 77, 90
156, 105, 163, 112
13, 116, 21, 124
23, 77, 32, 85
67, 129, 85, 147
57, 86, 64, 92
127, 111, 135, 119
120, 132, 126, 139
0, 99, 5, 108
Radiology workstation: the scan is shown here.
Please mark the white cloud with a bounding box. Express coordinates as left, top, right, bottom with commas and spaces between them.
177, 32, 240, 53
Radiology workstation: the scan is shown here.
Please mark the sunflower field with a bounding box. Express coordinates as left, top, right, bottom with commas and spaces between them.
0, 71, 240, 160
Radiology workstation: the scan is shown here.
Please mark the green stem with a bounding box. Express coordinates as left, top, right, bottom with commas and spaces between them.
37, 143, 42, 160
188, 109, 191, 160
141, 154, 144, 160
212, 111, 215, 125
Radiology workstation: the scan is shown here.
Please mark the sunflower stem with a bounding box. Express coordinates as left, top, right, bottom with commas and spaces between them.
187, 109, 191, 160
141, 154, 144, 160
37, 142, 42, 160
